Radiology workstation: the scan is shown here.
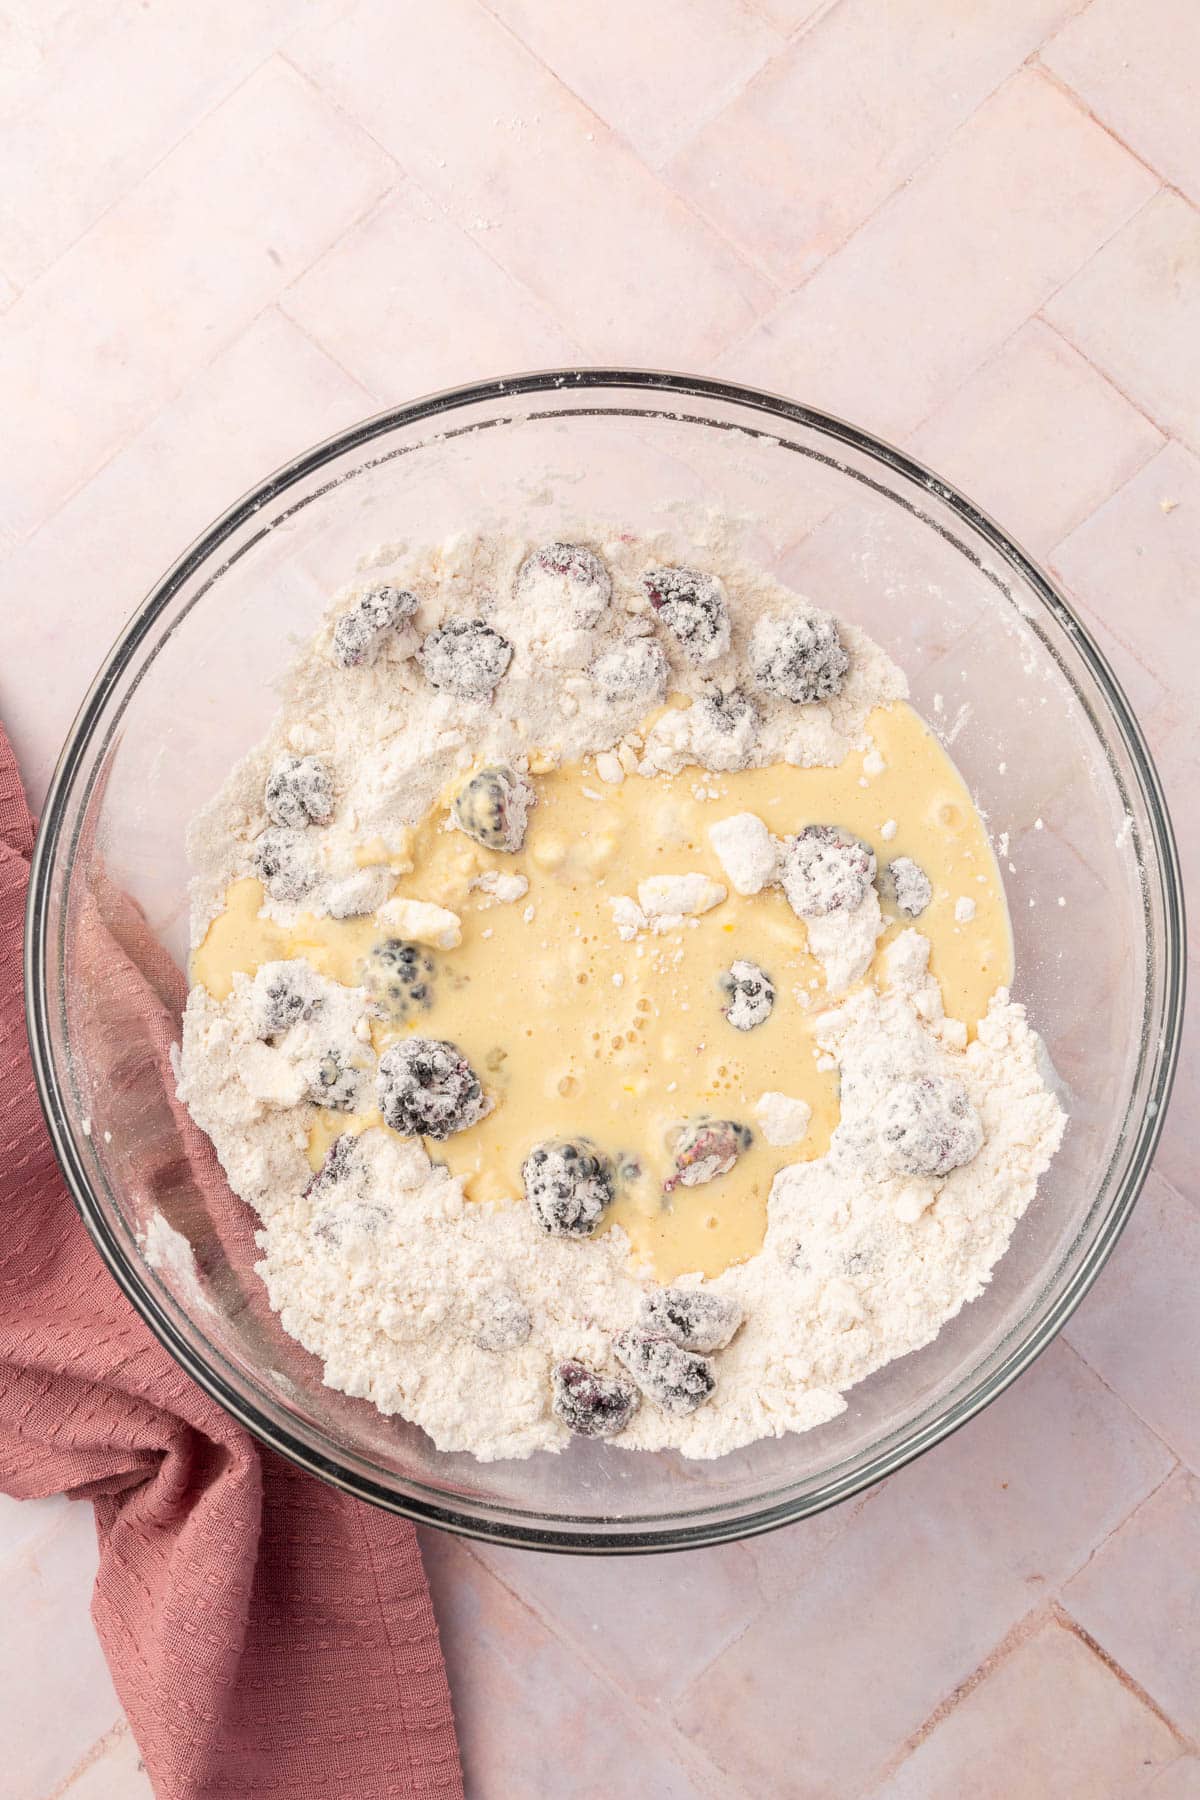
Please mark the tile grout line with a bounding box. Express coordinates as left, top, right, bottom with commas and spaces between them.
711, 42, 1158, 367
866, 1600, 1058, 1790
262, 295, 379, 405
2, 134, 403, 558
277, 47, 594, 369
709, 56, 1080, 369
666, 1340, 1189, 1789
0, 46, 280, 306
1056, 1458, 1182, 1592
872, 309, 1167, 536
1045, 559, 1177, 707
1059, 1326, 1198, 1481
1043, 302, 1180, 442
45, 1718, 133, 1799
742, 0, 844, 40
472, 2, 794, 179
664, 1488, 884, 1709
1033, 55, 1187, 192
275, 297, 386, 407
897, 280, 1169, 463
1033, 432, 1167, 551
1053, 1602, 1200, 1753
466, 0, 787, 306
442, 1536, 759, 1800
1142, 1163, 1200, 1217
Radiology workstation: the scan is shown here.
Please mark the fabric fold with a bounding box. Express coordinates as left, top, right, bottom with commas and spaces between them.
0, 721, 463, 1800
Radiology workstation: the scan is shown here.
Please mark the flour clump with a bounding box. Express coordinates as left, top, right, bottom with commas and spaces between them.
177, 524, 1065, 1467
639, 1287, 744, 1353
252, 828, 318, 903
419, 619, 512, 697
523, 1138, 614, 1238
750, 606, 849, 703
643, 567, 731, 664
331, 585, 416, 669
878, 1074, 983, 1177
518, 542, 612, 627
264, 755, 335, 830
780, 824, 876, 917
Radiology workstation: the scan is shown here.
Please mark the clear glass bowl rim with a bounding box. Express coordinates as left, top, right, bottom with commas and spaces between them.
24, 368, 1186, 1554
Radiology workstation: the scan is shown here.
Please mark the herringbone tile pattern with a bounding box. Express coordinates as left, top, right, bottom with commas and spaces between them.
1, 4, 1195, 1795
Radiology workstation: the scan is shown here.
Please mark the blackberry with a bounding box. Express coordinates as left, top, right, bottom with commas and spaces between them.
551, 1360, 639, 1438
612, 1329, 716, 1417
719, 959, 775, 1032
664, 1119, 752, 1193
691, 684, 759, 770
376, 1037, 489, 1140
331, 585, 417, 669
251, 960, 325, 1039
522, 1138, 614, 1238
750, 607, 849, 703
364, 939, 435, 1022
252, 828, 318, 903
302, 1131, 360, 1199
643, 567, 730, 665
883, 856, 933, 918
878, 1074, 984, 1178
264, 754, 335, 830
780, 824, 875, 918
307, 1047, 364, 1113
452, 765, 534, 853
517, 542, 612, 627
418, 618, 512, 698
638, 1287, 744, 1354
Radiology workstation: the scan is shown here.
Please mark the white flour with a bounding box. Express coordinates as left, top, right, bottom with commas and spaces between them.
176, 528, 1064, 1462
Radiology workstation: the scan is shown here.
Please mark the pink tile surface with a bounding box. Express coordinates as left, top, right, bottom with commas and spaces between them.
467, 1535, 761, 1704
1064, 1174, 1200, 1476
0, 307, 374, 808
1149, 1760, 1200, 1798
0, 0, 319, 290
1064, 1471, 1200, 1738
57, 1726, 154, 1800
1045, 190, 1200, 455
291, 0, 773, 363
911, 319, 1163, 554
1042, 0, 1200, 206
877, 1618, 1182, 1798
3, 2, 1198, 1794
282, 184, 584, 401
674, 1344, 1172, 1799
0, 56, 393, 541
0, 1503, 124, 1800
486, 0, 783, 170
720, 71, 1158, 440
418, 1529, 728, 1798
746, 0, 829, 33
1049, 441, 1200, 717
672, 0, 1075, 283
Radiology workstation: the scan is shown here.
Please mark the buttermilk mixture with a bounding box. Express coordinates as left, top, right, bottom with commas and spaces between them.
176, 529, 1065, 1460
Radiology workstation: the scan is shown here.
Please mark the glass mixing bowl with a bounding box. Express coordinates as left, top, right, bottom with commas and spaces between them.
25, 371, 1184, 1552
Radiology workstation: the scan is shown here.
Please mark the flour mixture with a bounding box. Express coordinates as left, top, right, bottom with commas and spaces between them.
176, 529, 1065, 1460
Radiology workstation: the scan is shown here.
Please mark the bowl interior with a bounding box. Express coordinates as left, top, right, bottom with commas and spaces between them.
28, 375, 1182, 1549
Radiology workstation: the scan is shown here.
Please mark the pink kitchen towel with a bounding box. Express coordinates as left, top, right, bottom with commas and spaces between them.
0, 720, 464, 1800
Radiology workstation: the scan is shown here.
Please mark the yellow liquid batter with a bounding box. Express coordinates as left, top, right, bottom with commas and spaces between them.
192, 701, 1011, 1281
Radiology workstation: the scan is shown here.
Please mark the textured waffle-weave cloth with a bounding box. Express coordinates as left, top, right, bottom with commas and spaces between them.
0, 722, 463, 1800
